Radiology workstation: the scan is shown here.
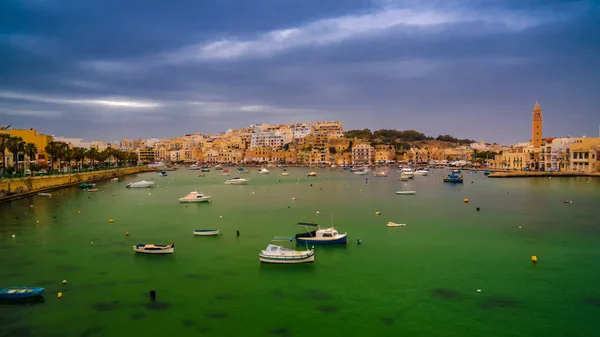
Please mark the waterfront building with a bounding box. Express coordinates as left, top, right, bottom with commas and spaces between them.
532, 101, 543, 147
540, 137, 577, 171
568, 138, 600, 173
250, 132, 284, 149
0, 128, 53, 167
53, 137, 92, 149
374, 145, 395, 163
352, 143, 375, 165
137, 147, 156, 163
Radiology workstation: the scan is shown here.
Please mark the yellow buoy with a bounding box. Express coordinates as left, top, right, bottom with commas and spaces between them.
531, 255, 538, 263
36, 220, 40, 224
57, 292, 63, 298
375, 212, 381, 215
108, 219, 114, 223
78, 210, 81, 213
125, 232, 129, 236
464, 198, 469, 203
359, 189, 363, 192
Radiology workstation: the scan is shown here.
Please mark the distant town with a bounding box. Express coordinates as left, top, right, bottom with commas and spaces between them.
1, 102, 599, 175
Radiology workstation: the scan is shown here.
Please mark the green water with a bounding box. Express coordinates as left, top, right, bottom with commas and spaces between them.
1, 168, 599, 337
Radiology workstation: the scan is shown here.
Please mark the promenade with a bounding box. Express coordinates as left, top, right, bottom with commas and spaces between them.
488, 171, 600, 178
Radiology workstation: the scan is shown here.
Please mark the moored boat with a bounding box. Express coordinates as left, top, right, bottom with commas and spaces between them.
395, 190, 416, 195
399, 168, 415, 179
87, 189, 99, 192
387, 222, 406, 227
225, 177, 249, 185
0, 287, 45, 299
193, 229, 220, 236
126, 180, 155, 188
295, 223, 348, 244
79, 183, 95, 189
414, 168, 430, 176
259, 237, 315, 264
443, 173, 464, 183
374, 171, 387, 177
258, 168, 270, 174
237, 167, 249, 173
307, 171, 317, 177
37, 192, 52, 198
220, 169, 231, 176
179, 191, 212, 203
158, 171, 168, 177
133, 242, 174, 254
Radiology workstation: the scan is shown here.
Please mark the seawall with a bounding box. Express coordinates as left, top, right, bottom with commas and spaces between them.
0, 167, 153, 203
488, 171, 600, 178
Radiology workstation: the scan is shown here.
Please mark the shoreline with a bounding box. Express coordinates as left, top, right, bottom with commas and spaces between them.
0, 166, 154, 203
487, 171, 600, 178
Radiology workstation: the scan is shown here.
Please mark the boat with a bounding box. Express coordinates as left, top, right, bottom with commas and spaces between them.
374, 171, 387, 177
214, 165, 223, 171
295, 223, 348, 244
307, 172, 317, 177
484, 170, 494, 176
220, 169, 231, 176
111, 177, 119, 182
87, 189, 99, 192
189, 165, 200, 170
258, 168, 270, 174
282, 172, 290, 176
179, 191, 212, 203
414, 168, 430, 176
396, 190, 416, 195
259, 237, 315, 264
158, 171, 167, 177
443, 173, 464, 183
354, 169, 369, 175
237, 167, 249, 174
79, 183, 95, 189
387, 222, 406, 227
201, 168, 211, 172
400, 168, 414, 179
198, 173, 205, 177
37, 192, 52, 198
193, 229, 220, 236
0, 287, 45, 299
399, 176, 409, 181
133, 242, 174, 254
126, 180, 155, 188
225, 177, 249, 185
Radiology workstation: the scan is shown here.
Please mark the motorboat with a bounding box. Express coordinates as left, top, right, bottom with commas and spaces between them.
258, 168, 270, 174
133, 242, 174, 254
201, 168, 211, 172
399, 176, 409, 181
295, 223, 348, 244
396, 190, 416, 195
111, 178, 119, 182
193, 229, 220, 236
220, 169, 231, 176
225, 177, 249, 185
307, 171, 317, 177
374, 171, 387, 177
214, 165, 223, 171
259, 237, 315, 264
354, 169, 369, 175
414, 168, 430, 176
79, 183, 95, 189
282, 172, 290, 176
158, 171, 168, 177
443, 173, 464, 183
87, 189, 99, 192
179, 191, 212, 203
126, 180, 155, 188
0, 287, 45, 299
484, 170, 494, 176
399, 168, 414, 179
189, 165, 200, 170
237, 167, 249, 174
37, 192, 52, 198
387, 222, 406, 227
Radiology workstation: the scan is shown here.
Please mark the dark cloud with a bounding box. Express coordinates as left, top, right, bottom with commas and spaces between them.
0, 0, 598, 143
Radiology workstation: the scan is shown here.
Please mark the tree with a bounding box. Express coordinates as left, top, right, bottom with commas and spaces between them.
7, 136, 25, 172
24, 143, 38, 173
86, 147, 99, 169
72, 147, 86, 171
0, 133, 10, 172
344, 129, 372, 140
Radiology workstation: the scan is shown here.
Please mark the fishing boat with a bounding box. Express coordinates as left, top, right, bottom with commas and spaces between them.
307, 171, 317, 177
374, 171, 387, 177
193, 229, 220, 236
220, 169, 231, 176
0, 287, 45, 299
237, 167, 249, 174
79, 183, 94, 189
295, 222, 348, 244
387, 222, 406, 227
225, 177, 249, 185
158, 171, 168, 177
443, 173, 464, 183
126, 180, 155, 188
201, 167, 211, 172
37, 192, 52, 198
259, 237, 315, 264
258, 168, 270, 174
179, 191, 212, 203
396, 190, 416, 195
133, 242, 174, 254
414, 168, 430, 176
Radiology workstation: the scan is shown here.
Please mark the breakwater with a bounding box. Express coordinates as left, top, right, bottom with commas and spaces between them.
488, 171, 600, 178
0, 166, 152, 202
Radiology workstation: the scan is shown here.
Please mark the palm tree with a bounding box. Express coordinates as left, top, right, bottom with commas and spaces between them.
24, 143, 38, 173
86, 147, 99, 169
0, 133, 10, 173
7, 136, 25, 173
72, 147, 86, 171
63, 148, 73, 172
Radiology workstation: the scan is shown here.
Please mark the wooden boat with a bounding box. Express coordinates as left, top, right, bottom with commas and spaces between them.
220, 169, 231, 176
443, 173, 464, 183
295, 223, 347, 244
0, 287, 45, 299
387, 222, 406, 227
37, 192, 52, 198
193, 229, 220, 236
281, 172, 290, 176
396, 190, 416, 195
259, 237, 315, 264
133, 242, 174, 254
374, 171, 387, 177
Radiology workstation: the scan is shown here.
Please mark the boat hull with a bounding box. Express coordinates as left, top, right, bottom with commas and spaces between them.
396, 191, 416, 195
259, 252, 315, 264
0, 287, 45, 299
296, 234, 347, 245
179, 198, 211, 203
193, 230, 220, 236
133, 248, 174, 254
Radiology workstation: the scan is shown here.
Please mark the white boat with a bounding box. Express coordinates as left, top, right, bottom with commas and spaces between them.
354, 169, 369, 175
374, 171, 387, 177
158, 171, 168, 177
259, 237, 315, 264
295, 223, 348, 244
258, 168, 270, 174
225, 177, 249, 185
396, 190, 416, 195
111, 178, 119, 182
133, 242, 174, 254
387, 222, 406, 227
220, 169, 231, 176
399, 168, 414, 179
307, 171, 317, 177
126, 180, 155, 188
37, 192, 52, 198
281, 172, 290, 176
87, 189, 99, 192
193, 229, 220, 236
189, 165, 200, 170
179, 191, 212, 203
414, 168, 430, 176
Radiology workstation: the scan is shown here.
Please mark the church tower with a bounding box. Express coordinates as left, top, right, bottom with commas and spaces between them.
531, 101, 543, 147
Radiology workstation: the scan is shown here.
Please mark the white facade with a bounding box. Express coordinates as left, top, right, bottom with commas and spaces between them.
250, 132, 284, 148
541, 138, 577, 171
53, 137, 92, 149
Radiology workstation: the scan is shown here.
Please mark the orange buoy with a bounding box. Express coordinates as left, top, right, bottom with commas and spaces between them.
125, 232, 129, 236
108, 219, 114, 223
464, 198, 469, 203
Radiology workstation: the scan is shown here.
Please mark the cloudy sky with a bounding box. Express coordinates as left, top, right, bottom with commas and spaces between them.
1, 0, 598, 144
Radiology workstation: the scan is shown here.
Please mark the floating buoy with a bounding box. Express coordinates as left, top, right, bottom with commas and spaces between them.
125, 232, 129, 236
36, 220, 40, 224
311, 220, 315, 223
464, 198, 469, 203
357, 239, 362, 244
310, 184, 313, 187
531, 255, 538, 263
57, 292, 63, 299
316, 211, 320, 214
62, 280, 67, 285
108, 219, 114, 223
359, 189, 363, 192
78, 210, 81, 213
375, 212, 381, 216
518, 226, 522, 229
219, 216, 223, 219
11, 234, 15, 238
292, 197, 296, 201
476, 207, 480, 211
477, 289, 481, 293
287, 206, 290, 208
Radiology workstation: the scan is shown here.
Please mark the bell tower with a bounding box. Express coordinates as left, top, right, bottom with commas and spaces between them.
531, 101, 543, 147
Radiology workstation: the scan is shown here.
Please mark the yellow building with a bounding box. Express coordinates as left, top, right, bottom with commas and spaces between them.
569, 138, 600, 173
0, 128, 53, 165
374, 145, 395, 163
531, 101, 543, 147
138, 147, 155, 163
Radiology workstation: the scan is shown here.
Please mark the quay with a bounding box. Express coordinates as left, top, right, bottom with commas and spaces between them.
488, 171, 600, 178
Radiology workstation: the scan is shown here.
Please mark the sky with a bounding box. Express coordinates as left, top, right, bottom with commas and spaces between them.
0, 0, 599, 144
